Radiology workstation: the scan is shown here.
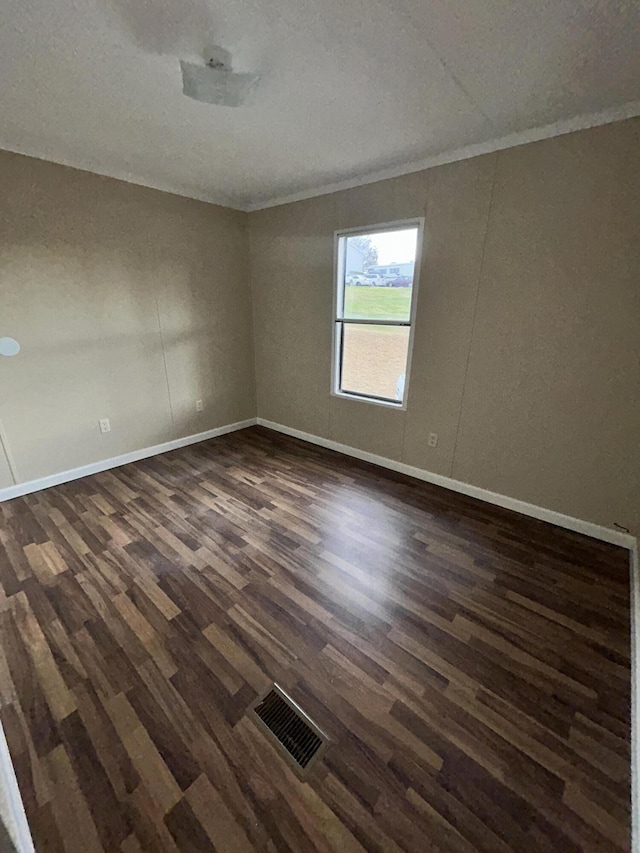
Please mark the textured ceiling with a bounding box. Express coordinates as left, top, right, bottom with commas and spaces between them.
1, 0, 639, 210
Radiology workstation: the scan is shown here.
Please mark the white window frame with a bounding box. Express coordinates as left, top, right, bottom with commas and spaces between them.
331, 218, 424, 411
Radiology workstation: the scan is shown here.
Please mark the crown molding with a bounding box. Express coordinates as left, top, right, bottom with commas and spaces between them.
246, 98, 640, 212
0, 139, 247, 211
3, 98, 640, 214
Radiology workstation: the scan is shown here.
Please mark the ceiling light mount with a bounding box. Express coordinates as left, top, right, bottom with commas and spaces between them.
180, 46, 260, 108
205, 46, 231, 70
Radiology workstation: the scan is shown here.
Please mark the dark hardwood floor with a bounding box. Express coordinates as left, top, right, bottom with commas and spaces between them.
0, 426, 631, 852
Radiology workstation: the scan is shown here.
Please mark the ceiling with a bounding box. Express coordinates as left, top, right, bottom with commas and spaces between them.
1, 0, 639, 211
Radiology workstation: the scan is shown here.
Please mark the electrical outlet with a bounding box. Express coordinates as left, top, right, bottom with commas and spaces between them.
428, 432, 438, 448
99, 418, 111, 434
196, 399, 204, 412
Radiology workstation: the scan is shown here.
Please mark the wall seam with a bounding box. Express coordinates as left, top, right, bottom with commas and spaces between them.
0, 418, 19, 485
449, 151, 499, 478
328, 193, 340, 442
154, 295, 177, 435
400, 179, 431, 464
245, 212, 261, 422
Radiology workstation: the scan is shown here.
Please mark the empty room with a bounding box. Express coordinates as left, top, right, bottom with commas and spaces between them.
0, 1, 639, 851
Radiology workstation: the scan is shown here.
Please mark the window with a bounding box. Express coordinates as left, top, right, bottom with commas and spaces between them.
333, 220, 422, 407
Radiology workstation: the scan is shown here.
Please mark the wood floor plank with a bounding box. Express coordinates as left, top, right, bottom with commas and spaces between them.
0, 425, 631, 851
43, 744, 103, 853
184, 773, 253, 853
106, 692, 182, 815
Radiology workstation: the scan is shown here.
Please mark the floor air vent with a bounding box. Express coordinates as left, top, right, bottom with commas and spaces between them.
250, 684, 329, 777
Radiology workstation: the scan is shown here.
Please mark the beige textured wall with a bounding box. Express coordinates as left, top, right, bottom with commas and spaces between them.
0, 152, 256, 487
249, 118, 640, 534
0, 436, 13, 490
2, 121, 638, 535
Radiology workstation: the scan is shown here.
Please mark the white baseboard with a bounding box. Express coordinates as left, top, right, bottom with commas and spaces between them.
0, 414, 636, 849
257, 418, 636, 551
257, 417, 639, 849
0, 418, 257, 503
0, 721, 34, 853
0, 414, 256, 849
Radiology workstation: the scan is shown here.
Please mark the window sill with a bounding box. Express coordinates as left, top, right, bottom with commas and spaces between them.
331, 390, 406, 411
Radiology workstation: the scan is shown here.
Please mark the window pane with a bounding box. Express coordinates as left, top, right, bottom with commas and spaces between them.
342, 283, 414, 322
341, 228, 417, 321
340, 324, 410, 402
